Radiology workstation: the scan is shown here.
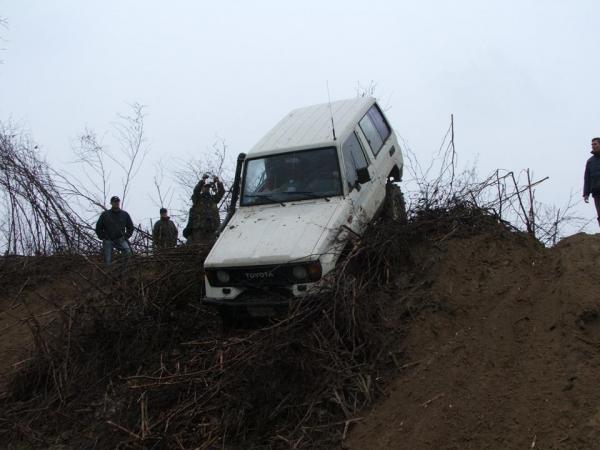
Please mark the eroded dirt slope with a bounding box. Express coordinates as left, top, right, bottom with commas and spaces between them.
348, 232, 600, 450
3, 226, 600, 449
0, 256, 92, 396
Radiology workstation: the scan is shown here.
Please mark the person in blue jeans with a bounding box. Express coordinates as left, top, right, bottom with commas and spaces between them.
583, 138, 600, 228
95, 196, 135, 265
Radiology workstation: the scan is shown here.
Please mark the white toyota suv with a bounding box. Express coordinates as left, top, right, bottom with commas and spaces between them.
203, 97, 405, 320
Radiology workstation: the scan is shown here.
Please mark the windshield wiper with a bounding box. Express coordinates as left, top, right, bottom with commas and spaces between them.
279, 191, 331, 202
244, 194, 285, 206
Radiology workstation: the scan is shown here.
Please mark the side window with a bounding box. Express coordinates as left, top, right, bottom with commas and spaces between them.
342, 132, 369, 191
359, 105, 391, 156
368, 105, 391, 143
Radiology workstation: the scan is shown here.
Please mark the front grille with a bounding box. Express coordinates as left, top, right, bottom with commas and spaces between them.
230, 265, 292, 287
206, 262, 321, 287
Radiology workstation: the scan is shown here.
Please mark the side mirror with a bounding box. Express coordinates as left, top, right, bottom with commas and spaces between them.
356, 167, 371, 184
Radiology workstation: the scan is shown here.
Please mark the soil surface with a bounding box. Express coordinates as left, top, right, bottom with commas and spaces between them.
347, 232, 600, 450
0, 256, 100, 396
3, 230, 600, 449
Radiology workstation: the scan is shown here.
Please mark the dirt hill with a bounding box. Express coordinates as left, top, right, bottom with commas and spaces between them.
347, 231, 600, 450
1, 212, 600, 449
0, 256, 87, 395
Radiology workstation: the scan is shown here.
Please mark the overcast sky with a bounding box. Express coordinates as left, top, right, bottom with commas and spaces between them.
1, 1, 599, 235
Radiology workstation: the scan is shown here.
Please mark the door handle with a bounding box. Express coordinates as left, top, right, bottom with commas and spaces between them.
389, 146, 395, 156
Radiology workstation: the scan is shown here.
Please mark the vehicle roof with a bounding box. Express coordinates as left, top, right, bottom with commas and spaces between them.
247, 96, 376, 158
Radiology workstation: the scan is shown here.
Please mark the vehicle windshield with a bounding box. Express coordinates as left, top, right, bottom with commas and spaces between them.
241, 147, 342, 206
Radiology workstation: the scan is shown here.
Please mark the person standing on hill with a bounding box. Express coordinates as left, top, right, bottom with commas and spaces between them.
584, 138, 600, 228
95, 195, 135, 265
152, 207, 178, 250
183, 174, 225, 244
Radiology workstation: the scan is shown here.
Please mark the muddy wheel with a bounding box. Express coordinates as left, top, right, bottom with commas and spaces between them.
383, 182, 407, 224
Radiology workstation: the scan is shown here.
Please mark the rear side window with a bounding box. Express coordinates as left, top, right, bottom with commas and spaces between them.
359, 105, 391, 156
368, 105, 391, 143
342, 132, 369, 191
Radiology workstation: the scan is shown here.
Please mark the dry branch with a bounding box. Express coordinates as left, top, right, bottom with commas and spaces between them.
0, 127, 97, 255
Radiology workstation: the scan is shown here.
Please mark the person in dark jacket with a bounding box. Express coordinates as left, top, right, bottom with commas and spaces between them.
152, 207, 178, 250
95, 196, 135, 265
583, 138, 600, 228
183, 174, 225, 244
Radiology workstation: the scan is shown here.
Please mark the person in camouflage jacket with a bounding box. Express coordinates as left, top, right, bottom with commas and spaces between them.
183, 175, 225, 244
152, 208, 178, 250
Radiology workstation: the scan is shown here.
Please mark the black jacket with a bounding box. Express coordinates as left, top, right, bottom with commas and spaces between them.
584, 154, 600, 197
95, 208, 134, 241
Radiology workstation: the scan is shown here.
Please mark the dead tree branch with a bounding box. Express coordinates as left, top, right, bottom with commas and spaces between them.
0, 125, 97, 255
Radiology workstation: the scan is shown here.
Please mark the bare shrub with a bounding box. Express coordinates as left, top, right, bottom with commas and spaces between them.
60, 103, 148, 214
0, 125, 96, 255
111, 102, 148, 207
400, 116, 580, 246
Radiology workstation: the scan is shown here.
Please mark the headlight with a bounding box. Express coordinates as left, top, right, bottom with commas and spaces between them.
216, 270, 231, 284
292, 265, 308, 280
306, 261, 322, 281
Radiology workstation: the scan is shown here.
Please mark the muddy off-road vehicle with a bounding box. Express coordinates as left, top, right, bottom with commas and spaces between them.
203, 97, 405, 320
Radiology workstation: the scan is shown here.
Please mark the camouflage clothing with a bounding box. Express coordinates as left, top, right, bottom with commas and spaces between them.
183, 179, 225, 243
152, 217, 178, 249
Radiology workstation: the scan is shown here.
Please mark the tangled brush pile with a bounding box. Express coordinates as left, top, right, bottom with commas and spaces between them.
0, 204, 509, 449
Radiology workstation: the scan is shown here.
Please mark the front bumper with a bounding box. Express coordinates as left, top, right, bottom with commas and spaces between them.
203, 280, 317, 307
203, 296, 295, 307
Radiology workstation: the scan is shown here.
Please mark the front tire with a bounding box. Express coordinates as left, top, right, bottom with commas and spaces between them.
382, 182, 408, 224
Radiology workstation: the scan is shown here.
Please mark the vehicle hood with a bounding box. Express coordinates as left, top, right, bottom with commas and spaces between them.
205, 199, 343, 267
